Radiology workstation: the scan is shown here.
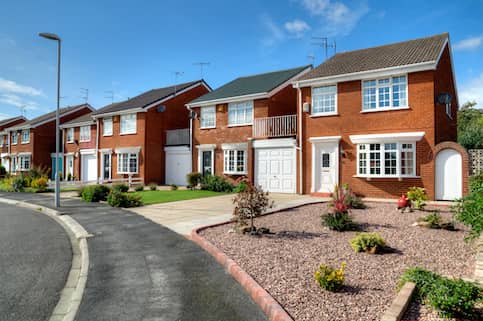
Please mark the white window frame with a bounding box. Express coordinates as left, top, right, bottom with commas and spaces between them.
103, 117, 113, 136
21, 129, 29, 144
79, 126, 91, 142
117, 152, 139, 174
18, 155, 31, 171
102, 152, 112, 180
11, 156, 17, 173
311, 84, 338, 116
356, 142, 416, 178
120, 113, 137, 135
65, 154, 74, 179
200, 106, 216, 129
362, 75, 408, 112
228, 101, 253, 126
66, 128, 74, 143
223, 149, 247, 175
11, 131, 18, 145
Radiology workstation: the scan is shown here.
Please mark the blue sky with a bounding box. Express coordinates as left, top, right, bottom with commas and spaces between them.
0, 0, 482, 120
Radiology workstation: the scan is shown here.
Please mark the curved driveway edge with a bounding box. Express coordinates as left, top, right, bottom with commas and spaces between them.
0, 197, 89, 321
191, 223, 294, 321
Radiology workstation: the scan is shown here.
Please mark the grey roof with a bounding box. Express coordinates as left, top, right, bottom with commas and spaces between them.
7, 104, 93, 130
298, 33, 448, 81
61, 112, 95, 127
93, 80, 208, 116
190, 65, 312, 104
0, 116, 26, 128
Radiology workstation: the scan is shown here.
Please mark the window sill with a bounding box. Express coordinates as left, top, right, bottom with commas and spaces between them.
103, 134, 113, 137
67, 141, 74, 144
360, 106, 410, 113
21, 142, 30, 144
310, 112, 338, 118
200, 126, 216, 130
224, 172, 247, 175
117, 172, 139, 175
353, 175, 420, 180
120, 132, 137, 136
79, 140, 91, 143
227, 122, 253, 128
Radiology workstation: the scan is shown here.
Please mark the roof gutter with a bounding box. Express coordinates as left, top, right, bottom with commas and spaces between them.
92, 107, 146, 119
186, 92, 269, 108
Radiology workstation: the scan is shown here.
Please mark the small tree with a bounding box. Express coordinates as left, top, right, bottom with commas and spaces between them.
457, 101, 482, 149
232, 179, 273, 234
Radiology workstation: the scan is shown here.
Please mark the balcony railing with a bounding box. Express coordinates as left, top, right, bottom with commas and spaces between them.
166, 128, 190, 146
253, 114, 297, 138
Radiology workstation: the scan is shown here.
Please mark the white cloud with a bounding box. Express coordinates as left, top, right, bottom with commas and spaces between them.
459, 73, 483, 107
454, 35, 483, 51
285, 19, 311, 38
0, 93, 38, 109
300, 0, 369, 36
0, 78, 44, 97
260, 14, 285, 47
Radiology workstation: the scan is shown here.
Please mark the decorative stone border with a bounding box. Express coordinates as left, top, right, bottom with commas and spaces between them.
381, 282, 416, 321
0, 197, 90, 321
191, 223, 294, 321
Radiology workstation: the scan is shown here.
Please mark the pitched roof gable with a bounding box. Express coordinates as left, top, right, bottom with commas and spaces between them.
60, 112, 96, 128
0, 116, 27, 129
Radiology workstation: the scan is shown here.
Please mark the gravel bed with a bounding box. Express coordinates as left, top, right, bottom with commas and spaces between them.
200, 202, 476, 321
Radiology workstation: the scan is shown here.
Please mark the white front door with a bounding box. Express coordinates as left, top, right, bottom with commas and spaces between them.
81, 153, 97, 182
102, 153, 111, 181
435, 149, 462, 200
255, 148, 296, 193
311, 139, 339, 194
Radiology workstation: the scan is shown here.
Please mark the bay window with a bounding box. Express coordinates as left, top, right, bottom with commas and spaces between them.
312, 85, 337, 115
200, 106, 216, 128
117, 153, 138, 174
228, 101, 253, 126
357, 142, 416, 177
80, 126, 91, 142
120, 113, 137, 134
224, 149, 246, 174
362, 75, 407, 111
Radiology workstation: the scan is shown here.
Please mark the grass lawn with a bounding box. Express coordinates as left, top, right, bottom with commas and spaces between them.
135, 190, 227, 205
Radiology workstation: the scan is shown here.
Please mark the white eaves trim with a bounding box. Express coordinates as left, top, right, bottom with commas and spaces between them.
349, 132, 425, 144
252, 138, 297, 148
187, 92, 268, 108
60, 120, 95, 129
92, 108, 146, 119
115, 146, 142, 154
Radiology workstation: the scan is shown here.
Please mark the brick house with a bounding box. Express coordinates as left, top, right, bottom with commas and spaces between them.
4, 104, 94, 177
186, 65, 312, 193
91, 80, 210, 185
60, 112, 97, 181
0, 116, 27, 171
292, 33, 461, 200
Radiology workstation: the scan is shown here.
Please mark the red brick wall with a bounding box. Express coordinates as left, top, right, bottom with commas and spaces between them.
63, 124, 97, 180
299, 70, 439, 199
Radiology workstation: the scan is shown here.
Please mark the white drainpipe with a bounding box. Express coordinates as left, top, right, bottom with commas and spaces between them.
297, 86, 303, 195
95, 118, 99, 183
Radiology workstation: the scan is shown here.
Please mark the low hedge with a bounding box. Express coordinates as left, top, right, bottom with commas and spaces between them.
81, 185, 111, 202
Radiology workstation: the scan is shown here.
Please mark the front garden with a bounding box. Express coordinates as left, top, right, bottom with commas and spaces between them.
200, 184, 482, 321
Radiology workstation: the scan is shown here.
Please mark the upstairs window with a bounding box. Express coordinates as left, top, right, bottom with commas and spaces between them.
228, 101, 253, 126
120, 113, 136, 134
103, 117, 113, 136
21, 129, 30, 143
312, 85, 337, 115
362, 75, 407, 111
80, 126, 91, 142
11, 131, 18, 145
200, 106, 216, 128
66, 128, 74, 143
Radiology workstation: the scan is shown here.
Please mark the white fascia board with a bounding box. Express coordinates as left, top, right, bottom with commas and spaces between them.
60, 120, 95, 129
32, 105, 93, 129
196, 144, 216, 150
186, 92, 268, 108
349, 131, 425, 144
6, 124, 32, 131
267, 66, 313, 97
114, 146, 142, 154
252, 138, 297, 148
92, 108, 146, 119
309, 136, 342, 144
144, 81, 211, 111
221, 142, 248, 150
293, 61, 437, 88
79, 149, 96, 155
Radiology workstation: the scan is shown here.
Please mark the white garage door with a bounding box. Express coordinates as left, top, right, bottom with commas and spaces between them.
81, 154, 97, 182
435, 149, 462, 200
165, 147, 191, 186
255, 148, 296, 193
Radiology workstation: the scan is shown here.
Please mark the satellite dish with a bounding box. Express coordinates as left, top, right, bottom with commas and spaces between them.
157, 105, 166, 113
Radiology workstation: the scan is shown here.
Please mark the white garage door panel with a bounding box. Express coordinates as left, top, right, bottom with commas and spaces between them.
81, 154, 97, 182
255, 147, 295, 193
165, 150, 191, 186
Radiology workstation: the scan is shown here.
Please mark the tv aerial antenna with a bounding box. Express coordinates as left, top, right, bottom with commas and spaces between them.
311, 37, 337, 60
193, 62, 210, 78
80, 88, 89, 103
307, 53, 315, 65
104, 90, 114, 104
172, 71, 184, 95
17, 105, 27, 117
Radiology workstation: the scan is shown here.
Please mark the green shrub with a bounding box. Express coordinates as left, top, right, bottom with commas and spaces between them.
452, 190, 483, 240
469, 173, 483, 193
0, 178, 14, 192
234, 181, 249, 193
12, 176, 26, 192
31, 177, 48, 191
314, 262, 346, 292
322, 211, 358, 232
342, 183, 366, 209
233, 180, 273, 232
418, 211, 442, 228
407, 187, 428, 210
398, 267, 482, 319
112, 183, 129, 193
28, 165, 50, 179
134, 185, 144, 192
186, 172, 202, 189
81, 185, 111, 202
148, 182, 157, 191
107, 191, 143, 208
201, 175, 234, 192
170, 183, 178, 191
350, 232, 386, 253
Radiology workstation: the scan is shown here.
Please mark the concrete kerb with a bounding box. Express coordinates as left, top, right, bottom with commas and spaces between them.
0, 197, 90, 321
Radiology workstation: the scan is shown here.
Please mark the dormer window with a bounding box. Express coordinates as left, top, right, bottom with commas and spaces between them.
362, 75, 407, 111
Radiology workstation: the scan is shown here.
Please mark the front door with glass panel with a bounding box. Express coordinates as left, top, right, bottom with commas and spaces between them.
315, 143, 338, 193
202, 150, 213, 176
103, 153, 111, 181
66, 155, 74, 180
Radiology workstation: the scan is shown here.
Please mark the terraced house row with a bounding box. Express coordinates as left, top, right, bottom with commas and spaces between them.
0, 33, 467, 200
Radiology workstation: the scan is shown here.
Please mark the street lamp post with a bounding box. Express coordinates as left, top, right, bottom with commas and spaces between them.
39, 32, 61, 208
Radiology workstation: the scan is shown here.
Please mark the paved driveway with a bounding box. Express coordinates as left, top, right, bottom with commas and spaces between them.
129, 193, 325, 235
